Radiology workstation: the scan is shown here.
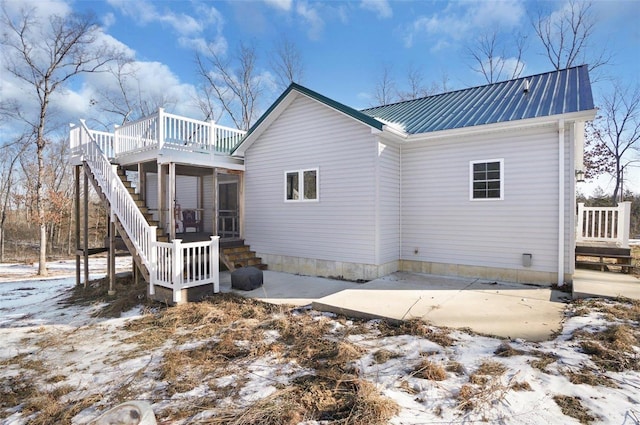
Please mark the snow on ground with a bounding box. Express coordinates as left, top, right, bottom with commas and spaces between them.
0, 258, 639, 424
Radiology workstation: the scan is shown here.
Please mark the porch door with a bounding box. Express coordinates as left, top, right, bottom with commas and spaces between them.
218, 176, 240, 239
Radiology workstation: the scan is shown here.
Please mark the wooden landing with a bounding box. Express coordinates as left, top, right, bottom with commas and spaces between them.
575, 245, 634, 274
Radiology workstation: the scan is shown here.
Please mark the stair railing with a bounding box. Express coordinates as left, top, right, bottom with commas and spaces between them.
76, 120, 158, 274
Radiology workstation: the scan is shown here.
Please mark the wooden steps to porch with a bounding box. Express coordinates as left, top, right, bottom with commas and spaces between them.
575, 245, 634, 274
220, 240, 267, 272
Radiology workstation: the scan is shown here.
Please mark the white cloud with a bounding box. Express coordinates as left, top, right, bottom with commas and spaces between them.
2, 0, 71, 20
360, 0, 392, 19
263, 0, 293, 12
106, 0, 226, 54
102, 12, 116, 29
403, 0, 525, 48
296, 1, 324, 40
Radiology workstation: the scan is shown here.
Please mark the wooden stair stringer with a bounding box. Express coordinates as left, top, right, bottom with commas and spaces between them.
81, 162, 165, 283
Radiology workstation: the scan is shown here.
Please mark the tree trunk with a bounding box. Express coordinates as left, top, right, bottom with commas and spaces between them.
37, 98, 48, 276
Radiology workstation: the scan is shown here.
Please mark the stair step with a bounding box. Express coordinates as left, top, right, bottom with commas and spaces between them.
222, 246, 251, 254
225, 251, 256, 261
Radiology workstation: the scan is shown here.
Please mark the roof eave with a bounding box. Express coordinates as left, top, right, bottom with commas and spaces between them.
405, 109, 597, 143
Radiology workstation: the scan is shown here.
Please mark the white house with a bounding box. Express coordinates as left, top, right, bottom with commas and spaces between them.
232, 65, 596, 286
71, 65, 598, 303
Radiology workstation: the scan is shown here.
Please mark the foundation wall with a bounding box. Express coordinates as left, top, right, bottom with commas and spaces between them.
259, 253, 398, 281
399, 260, 572, 285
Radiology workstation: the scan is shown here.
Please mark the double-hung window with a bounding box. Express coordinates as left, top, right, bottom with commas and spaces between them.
285, 168, 318, 202
470, 159, 503, 200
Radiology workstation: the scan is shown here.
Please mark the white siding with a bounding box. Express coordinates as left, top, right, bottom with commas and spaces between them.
203, 174, 214, 233
401, 125, 561, 274
376, 141, 400, 264
244, 95, 378, 264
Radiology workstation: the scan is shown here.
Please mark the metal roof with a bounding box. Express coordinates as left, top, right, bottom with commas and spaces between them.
361, 65, 594, 134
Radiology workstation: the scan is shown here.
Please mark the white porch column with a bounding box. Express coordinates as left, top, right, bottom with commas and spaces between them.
557, 119, 565, 287
618, 201, 631, 248
576, 203, 585, 244
169, 162, 176, 241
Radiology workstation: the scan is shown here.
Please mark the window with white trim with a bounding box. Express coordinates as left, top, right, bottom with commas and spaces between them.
285, 168, 318, 202
470, 159, 503, 200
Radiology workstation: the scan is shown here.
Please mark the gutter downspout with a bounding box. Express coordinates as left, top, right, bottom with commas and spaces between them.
558, 119, 565, 287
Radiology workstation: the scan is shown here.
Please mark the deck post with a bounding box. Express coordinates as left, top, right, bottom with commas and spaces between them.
158, 163, 165, 238
83, 166, 89, 288
169, 162, 176, 241
158, 108, 165, 151
213, 169, 219, 237
172, 238, 183, 303
576, 203, 585, 243
618, 201, 631, 248
75, 165, 80, 287
108, 214, 116, 296
210, 236, 220, 293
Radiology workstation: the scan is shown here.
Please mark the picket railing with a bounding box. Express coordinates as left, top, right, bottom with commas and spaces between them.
71, 121, 220, 303
576, 202, 631, 248
112, 108, 245, 157
154, 237, 220, 298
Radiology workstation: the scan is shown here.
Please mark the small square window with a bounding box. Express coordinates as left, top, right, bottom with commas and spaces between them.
470, 159, 503, 200
285, 168, 318, 202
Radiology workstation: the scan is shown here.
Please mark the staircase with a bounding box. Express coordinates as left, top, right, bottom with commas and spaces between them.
220, 240, 267, 271
71, 120, 220, 304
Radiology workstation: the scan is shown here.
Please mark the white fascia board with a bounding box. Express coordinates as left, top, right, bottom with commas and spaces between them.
404, 109, 597, 144
232, 91, 299, 157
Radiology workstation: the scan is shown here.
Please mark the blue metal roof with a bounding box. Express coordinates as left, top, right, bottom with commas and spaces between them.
361, 65, 594, 134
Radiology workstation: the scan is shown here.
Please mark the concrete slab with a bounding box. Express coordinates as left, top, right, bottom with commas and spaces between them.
313, 273, 566, 342
221, 270, 567, 342
573, 269, 640, 300
219, 270, 363, 306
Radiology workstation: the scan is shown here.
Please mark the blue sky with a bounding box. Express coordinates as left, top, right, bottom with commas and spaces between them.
2, 0, 640, 192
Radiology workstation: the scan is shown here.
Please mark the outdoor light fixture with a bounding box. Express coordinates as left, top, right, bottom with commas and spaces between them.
575, 169, 585, 182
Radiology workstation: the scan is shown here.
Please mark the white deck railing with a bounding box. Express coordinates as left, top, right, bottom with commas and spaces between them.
70, 121, 220, 303
112, 108, 245, 157
576, 202, 631, 248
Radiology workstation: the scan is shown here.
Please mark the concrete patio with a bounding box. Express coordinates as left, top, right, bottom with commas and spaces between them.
220, 270, 568, 342
572, 269, 640, 300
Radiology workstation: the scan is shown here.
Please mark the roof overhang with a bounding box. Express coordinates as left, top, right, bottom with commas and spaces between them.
403, 109, 597, 144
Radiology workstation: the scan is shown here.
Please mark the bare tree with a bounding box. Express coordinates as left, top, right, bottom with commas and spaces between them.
196, 41, 265, 131
586, 84, 640, 202
1, 5, 122, 275
372, 63, 397, 106
0, 136, 30, 262
271, 35, 305, 91
90, 59, 178, 127
531, 0, 609, 75
467, 30, 527, 84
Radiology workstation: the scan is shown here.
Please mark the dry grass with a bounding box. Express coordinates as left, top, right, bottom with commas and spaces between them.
575, 324, 640, 371
372, 349, 401, 364
64, 273, 149, 317
494, 342, 524, 357
414, 359, 447, 381
529, 351, 558, 372
565, 369, 618, 388
456, 360, 510, 412
553, 395, 596, 424
376, 319, 455, 346
469, 360, 507, 385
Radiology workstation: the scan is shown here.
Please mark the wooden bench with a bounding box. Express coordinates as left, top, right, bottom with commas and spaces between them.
575, 245, 634, 274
